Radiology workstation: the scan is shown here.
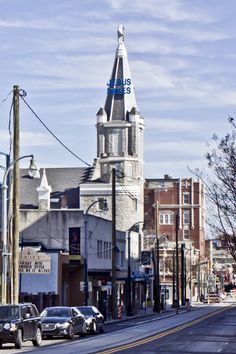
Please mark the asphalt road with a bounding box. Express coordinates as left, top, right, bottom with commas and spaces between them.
97, 305, 236, 354
0, 303, 234, 354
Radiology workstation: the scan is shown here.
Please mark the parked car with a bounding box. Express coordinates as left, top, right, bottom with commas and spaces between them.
77, 306, 105, 334
0, 303, 42, 349
40, 306, 86, 339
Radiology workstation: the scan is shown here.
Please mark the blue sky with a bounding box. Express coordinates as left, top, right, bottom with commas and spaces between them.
0, 0, 236, 178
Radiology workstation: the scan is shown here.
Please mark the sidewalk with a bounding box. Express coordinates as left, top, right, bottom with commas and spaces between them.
105, 302, 202, 324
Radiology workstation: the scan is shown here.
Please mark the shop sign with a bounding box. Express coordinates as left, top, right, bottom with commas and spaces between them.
19, 248, 51, 274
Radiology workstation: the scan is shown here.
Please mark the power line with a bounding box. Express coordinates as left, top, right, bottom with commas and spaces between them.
20, 95, 91, 167
1, 90, 13, 104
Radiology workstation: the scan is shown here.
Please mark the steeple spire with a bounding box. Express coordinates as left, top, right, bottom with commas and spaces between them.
95, 25, 144, 185
104, 24, 137, 121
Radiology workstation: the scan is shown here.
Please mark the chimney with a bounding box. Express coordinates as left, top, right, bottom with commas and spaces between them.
164, 174, 172, 180
37, 169, 52, 210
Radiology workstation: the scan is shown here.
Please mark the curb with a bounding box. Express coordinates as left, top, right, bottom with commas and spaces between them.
104, 306, 193, 325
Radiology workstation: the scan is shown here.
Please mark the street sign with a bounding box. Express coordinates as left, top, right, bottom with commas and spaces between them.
19, 247, 51, 274
80, 282, 92, 292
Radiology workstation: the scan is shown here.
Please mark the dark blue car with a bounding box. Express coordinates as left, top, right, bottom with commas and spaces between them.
40, 306, 86, 339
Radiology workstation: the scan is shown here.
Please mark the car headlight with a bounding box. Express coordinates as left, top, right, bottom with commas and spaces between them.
4, 323, 17, 331
59, 322, 70, 329
3, 323, 10, 330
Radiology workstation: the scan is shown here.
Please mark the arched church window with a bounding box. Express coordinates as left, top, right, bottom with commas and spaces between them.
113, 129, 123, 156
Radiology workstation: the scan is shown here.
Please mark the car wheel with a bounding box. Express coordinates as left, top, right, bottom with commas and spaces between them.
91, 321, 97, 334
32, 327, 42, 347
99, 322, 105, 333
15, 329, 23, 349
67, 325, 74, 339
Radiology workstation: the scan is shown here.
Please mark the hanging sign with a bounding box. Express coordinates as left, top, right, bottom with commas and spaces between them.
69, 227, 81, 263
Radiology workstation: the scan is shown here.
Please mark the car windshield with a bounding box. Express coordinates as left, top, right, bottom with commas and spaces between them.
0, 306, 19, 319
41, 308, 71, 318
77, 307, 93, 316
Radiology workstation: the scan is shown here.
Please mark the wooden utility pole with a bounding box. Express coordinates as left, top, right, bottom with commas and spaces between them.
111, 168, 117, 319
175, 214, 180, 308
181, 243, 185, 306
12, 85, 20, 304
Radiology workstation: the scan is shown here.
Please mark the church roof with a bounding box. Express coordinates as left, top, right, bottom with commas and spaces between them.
20, 167, 93, 209
104, 25, 137, 121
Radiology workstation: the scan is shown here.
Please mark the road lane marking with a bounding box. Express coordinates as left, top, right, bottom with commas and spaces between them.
97, 307, 228, 354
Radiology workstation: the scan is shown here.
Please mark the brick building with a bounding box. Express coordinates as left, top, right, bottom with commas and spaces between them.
144, 175, 206, 303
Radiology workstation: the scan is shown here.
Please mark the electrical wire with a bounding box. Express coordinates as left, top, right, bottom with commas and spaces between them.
0, 90, 13, 104
20, 95, 91, 167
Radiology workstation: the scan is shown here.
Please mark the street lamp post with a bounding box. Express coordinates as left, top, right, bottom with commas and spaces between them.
126, 222, 142, 316
153, 202, 161, 313
1, 155, 39, 304
83, 198, 108, 306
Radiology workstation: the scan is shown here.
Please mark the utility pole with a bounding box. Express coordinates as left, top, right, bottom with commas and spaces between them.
12, 85, 20, 304
181, 243, 185, 306
111, 168, 117, 319
189, 243, 192, 303
175, 213, 180, 308
153, 203, 160, 313
172, 250, 175, 305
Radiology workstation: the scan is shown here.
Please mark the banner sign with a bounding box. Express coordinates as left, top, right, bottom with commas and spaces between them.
19, 248, 51, 274
107, 78, 131, 95
69, 227, 81, 263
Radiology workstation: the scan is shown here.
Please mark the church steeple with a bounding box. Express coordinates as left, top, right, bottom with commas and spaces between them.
83, 25, 144, 233
104, 24, 137, 121
95, 25, 144, 185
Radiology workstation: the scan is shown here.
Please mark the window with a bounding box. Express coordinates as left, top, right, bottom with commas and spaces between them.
28, 306, 36, 317
97, 240, 103, 258
104, 241, 109, 259
113, 129, 123, 156
159, 212, 173, 225
183, 210, 190, 224
108, 242, 112, 259
183, 229, 190, 239
183, 193, 189, 204
120, 250, 124, 267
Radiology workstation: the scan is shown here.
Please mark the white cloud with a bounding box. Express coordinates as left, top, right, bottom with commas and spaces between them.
0, 19, 62, 30
106, 0, 216, 24
145, 140, 207, 156
18, 132, 53, 147
145, 117, 200, 132
144, 158, 209, 179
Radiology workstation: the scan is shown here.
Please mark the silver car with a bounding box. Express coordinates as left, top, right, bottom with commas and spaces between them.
76, 306, 105, 334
